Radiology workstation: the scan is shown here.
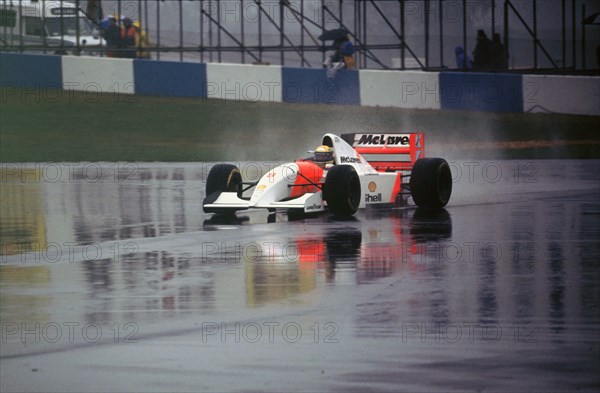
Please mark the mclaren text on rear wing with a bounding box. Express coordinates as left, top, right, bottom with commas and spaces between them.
341, 133, 425, 172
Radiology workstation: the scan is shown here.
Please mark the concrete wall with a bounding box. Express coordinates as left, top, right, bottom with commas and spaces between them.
135, 60, 206, 98
522, 75, 600, 116
1, 53, 598, 116
282, 67, 360, 105
206, 63, 282, 103
439, 72, 524, 113
0, 53, 62, 88
360, 70, 441, 110
61, 57, 134, 95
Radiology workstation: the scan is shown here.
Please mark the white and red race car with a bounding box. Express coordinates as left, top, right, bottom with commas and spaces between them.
203, 133, 452, 217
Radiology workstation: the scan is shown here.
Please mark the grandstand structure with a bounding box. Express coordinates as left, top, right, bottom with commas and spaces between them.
1, 0, 599, 72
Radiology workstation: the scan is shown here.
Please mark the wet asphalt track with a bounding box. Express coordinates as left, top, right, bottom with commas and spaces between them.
1, 160, 599, 392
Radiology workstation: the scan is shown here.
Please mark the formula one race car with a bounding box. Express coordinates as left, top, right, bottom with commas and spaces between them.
203, 133, 452, 217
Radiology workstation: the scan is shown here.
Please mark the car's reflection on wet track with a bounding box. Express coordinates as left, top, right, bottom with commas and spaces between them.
1, 160, 599, 392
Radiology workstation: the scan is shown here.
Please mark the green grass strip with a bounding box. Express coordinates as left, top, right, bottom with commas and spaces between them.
1, 89, 598, 162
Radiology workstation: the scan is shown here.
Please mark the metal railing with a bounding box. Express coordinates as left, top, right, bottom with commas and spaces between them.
1, 0, 599, 72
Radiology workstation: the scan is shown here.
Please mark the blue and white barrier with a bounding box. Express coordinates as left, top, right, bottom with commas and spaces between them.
360, 70, 441, 110
439, 72, 523, 113
206, 63, 282, 103
135, 60, 207, 98
522, 75, 600, 116
1, 52, 598, 116
62, 56, 134, 95
0, 52, 62, 88
282, 67, 360, 105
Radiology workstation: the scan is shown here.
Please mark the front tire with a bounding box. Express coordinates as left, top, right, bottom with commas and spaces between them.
410, 158, 452, 209
206, 164, 242, 196
323, 165, 361, 217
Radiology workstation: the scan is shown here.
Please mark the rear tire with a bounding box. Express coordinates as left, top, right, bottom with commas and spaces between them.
206, 164, 242, 196
410, 158, 452, 209
324, 165, 361, 217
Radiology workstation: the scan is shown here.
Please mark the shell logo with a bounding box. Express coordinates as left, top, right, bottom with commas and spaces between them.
368, 182, 377, 192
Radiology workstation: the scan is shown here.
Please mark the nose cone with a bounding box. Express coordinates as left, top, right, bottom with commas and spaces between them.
249, 163, 298, 208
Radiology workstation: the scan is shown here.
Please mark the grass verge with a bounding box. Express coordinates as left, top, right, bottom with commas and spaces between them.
1, 88, 598, 162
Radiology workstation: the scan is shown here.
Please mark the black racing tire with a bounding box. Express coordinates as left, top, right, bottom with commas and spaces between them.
325, 229, 362, 263
206, 164, 242, 196
410, 208, 453, 241
410, 158, 452, 209
323, 165, 361, 217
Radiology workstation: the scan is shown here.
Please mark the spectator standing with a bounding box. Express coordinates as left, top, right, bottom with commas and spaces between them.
120, 17, 137, 59
134, 21, 151, 59
472, 29, 492, 70
491, 33, 508, 69
338, 35, 355, 69
101, 15, 120, 58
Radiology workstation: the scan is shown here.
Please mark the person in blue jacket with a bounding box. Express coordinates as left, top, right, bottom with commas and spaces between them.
455, 46, 473, 70
324, 35, 356, 78
101, 15, 121, 57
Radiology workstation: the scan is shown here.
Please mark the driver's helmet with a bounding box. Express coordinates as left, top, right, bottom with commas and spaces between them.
314, 145, 334, 167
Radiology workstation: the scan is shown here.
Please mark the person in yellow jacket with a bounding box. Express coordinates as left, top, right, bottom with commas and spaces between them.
133, 20, 151, 59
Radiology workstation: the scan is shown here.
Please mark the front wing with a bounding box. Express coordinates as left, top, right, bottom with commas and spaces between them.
203, 191, 325, 214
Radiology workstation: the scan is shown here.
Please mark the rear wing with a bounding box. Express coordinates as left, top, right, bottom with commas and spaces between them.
341, 133, 425, 172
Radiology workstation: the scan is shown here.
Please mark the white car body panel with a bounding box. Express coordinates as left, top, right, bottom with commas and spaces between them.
204, 133, 424, 214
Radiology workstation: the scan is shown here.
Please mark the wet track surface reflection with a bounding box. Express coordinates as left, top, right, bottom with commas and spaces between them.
1, 160, 599, 392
